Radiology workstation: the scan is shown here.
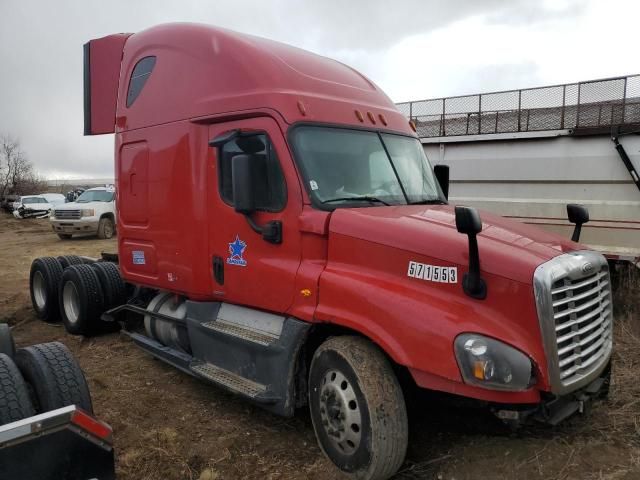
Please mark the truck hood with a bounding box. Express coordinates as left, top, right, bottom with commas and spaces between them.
329, 205, 580, 284
55, 201, 106, 209
21, 202, 52, 210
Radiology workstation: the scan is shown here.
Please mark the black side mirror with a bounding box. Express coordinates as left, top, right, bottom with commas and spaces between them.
230, 154, 282, 244
567, 204, 589, 242
455, 206, 486, 300
434, 164, 450, 200
455, 205, 482, 235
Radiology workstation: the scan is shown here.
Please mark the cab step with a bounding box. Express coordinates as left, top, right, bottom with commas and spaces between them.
190, 361, 278, 403
185, 300, 311, 416
201, 320, 277, 346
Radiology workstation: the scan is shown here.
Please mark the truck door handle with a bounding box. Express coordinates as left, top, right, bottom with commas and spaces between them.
213, 256, 224, 285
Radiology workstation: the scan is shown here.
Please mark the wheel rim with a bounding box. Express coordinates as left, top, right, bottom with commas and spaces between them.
32, 271, 47, 310
319, 369, 362, 455
62, 281, 80, 325
104, 221, 113, 238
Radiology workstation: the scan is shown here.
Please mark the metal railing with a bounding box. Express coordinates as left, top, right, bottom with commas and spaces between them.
396, 74, 640, 138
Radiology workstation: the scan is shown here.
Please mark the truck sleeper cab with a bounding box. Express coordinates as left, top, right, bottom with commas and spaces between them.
77, 24, 613, 480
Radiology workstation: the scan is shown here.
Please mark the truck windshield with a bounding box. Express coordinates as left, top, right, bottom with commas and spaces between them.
75, 190, 114, 203
290, 126, 444, 208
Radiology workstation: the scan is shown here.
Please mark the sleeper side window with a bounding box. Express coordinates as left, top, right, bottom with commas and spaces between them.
218, 134, 286, 212
126, 56, 156, 107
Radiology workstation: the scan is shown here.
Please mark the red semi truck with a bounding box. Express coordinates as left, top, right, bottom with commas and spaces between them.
29, 23, 612, 479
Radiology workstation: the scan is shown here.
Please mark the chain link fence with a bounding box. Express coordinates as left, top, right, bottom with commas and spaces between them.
396, 75, 640, 138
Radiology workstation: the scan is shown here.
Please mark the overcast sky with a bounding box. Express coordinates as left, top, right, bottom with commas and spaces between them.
1, 0, 639, 179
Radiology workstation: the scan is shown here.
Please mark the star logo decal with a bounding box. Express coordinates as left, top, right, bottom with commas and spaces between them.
227, 235, 248, 267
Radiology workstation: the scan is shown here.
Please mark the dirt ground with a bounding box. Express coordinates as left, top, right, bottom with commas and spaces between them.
1, 212, 639, 480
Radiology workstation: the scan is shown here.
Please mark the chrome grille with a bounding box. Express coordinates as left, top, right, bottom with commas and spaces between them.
534, 251, 613, 394
551, 268, 612, 384
54, 209, 81, 220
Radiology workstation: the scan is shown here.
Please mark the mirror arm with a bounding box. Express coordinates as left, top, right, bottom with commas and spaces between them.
243, 214, 282, 244
463, 233, 487, 300
571, 224, 582, 243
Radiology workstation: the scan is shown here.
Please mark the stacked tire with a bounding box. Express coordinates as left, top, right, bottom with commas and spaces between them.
0, 325, 92, 426
29, 257, 125, 336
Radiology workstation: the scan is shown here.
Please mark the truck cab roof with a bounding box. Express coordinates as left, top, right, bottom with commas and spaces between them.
85, 23, 414, 137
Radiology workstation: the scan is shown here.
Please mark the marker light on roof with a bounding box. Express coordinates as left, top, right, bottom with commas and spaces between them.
297, 100, 306, 116
354, 110, 364, 122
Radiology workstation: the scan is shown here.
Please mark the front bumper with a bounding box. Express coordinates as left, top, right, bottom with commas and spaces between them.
51, 219, 100, 234
493, 361, 611, 427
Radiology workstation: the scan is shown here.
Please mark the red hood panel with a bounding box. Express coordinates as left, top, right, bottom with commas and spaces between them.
329, 205, 579, 284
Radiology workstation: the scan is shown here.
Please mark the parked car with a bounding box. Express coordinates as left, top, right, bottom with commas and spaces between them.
50, 186, 116, 239
12, 195, 53, 218
40, 193, 67, 206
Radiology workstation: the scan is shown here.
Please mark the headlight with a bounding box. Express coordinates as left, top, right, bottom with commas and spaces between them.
454, 334, 533, 391
81, 209, 95, 217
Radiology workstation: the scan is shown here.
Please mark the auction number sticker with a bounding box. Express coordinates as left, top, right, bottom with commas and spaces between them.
407, 261, 457, 283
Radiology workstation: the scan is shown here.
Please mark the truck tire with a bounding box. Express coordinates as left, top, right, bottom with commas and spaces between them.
0, 324, 16, 359
57, 255, 84, 269
57, 233, 73, 240
97, 217, 114, 239
15, 342, 93, 414
90, 262, 125, 332
29, 257, 64, 323
59, 264, 105, 336
0, 353, 35, 425
91, 262, 126, 310
309, 337, 408, 480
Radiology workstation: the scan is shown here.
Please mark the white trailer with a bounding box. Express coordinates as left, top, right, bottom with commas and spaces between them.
398, 75, 640, 263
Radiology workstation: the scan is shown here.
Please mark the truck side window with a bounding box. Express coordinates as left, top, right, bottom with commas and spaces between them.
126, 56, 156, 107
218, 134, 286, 212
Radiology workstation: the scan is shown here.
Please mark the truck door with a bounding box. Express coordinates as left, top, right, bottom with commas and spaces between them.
207, 117, 303, 314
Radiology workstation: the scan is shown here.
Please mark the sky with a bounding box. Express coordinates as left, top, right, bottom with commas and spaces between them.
1, 0, 640, 179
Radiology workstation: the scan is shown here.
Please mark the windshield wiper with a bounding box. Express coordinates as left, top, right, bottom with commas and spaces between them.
321, 196, 391, 206
409, 199, 447, 205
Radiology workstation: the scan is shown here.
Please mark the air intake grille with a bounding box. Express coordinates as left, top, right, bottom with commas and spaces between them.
534, 251, 613, 394
54, 209, 81, 220
551, 268, 612, 385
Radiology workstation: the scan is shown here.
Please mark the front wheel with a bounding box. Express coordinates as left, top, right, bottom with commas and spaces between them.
309, 336, 408, 480
97, 217, 114, 239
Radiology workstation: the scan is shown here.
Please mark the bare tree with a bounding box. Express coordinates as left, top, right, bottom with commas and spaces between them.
0, 136, 45, 198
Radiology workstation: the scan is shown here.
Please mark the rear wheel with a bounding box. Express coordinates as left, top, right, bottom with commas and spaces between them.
57, 255, 84, 269
29, 257, 64, 323
15, 342, 93, 414
0, 324, 16, 359
90, 262, 125, 332
57, 233, 72, 240
91, 262, 126, 310
309, 337, 408, 480
59, 264, 105, 336
97, 217, 114, 239
0, 353, 35, 425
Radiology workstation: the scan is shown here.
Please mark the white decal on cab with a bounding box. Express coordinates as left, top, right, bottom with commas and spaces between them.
407, 261, 457, 283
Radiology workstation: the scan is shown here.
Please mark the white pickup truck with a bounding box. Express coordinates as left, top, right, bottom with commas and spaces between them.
50, 186, 116, 240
